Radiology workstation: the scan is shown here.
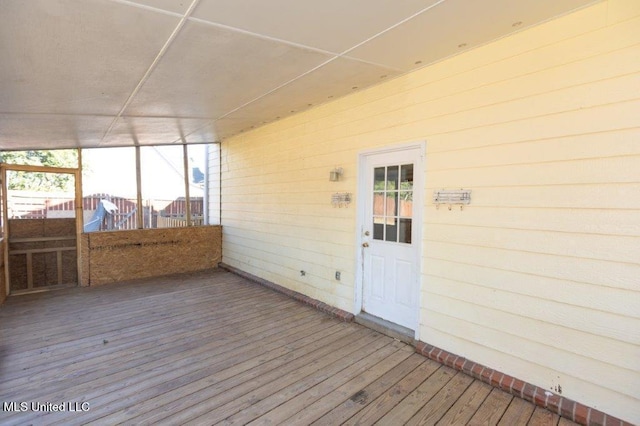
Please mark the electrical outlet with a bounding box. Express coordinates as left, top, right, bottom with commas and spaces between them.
335, 271, 341, 280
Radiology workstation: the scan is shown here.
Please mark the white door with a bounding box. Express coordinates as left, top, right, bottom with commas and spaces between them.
361, 147, 423, 330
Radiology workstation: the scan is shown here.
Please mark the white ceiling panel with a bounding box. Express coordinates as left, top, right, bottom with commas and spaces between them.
206, 117, 252, 141
101, 116, 214, 146
125, 19, 334, 119
221, 57, 401, 132
347, 0, 599, 71
0, 114, 114, 150
180, 121, 220, 144
192, 0, 441, 54
0, 0, 603, 150
0, 0, 181, 117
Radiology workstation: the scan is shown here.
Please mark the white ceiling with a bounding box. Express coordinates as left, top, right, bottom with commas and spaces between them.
0, 0, 599, 150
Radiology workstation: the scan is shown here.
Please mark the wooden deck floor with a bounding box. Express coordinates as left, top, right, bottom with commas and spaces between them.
0, 270, 577, 425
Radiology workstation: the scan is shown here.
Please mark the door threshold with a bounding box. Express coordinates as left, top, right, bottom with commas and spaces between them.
355, 312, 415, 345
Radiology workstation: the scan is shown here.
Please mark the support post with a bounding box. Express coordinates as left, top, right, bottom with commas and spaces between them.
1, 166, 10, 295
75, 149, 84, 286
183, 143, 191, 226
135, 146, 143, 229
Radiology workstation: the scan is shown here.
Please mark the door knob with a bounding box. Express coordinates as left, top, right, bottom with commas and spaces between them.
364, 231, 370, 236
362, 242, 369, 248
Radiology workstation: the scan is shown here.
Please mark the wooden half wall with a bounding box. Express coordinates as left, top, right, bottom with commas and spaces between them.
80, 226, 222, 286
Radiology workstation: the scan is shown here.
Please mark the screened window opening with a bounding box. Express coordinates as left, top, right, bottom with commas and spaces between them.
2, 145, 212, 233
81, 145, 210, 232
82, 147, 138, 232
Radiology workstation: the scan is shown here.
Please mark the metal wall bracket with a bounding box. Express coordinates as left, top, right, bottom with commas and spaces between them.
331, 192, 352, 207
433, 189, 471, 210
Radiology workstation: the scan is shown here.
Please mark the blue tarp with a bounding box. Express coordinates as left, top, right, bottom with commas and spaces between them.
83, 200, 118, 232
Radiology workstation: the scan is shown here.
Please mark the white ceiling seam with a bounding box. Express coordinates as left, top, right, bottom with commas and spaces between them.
338, 0, 448, 58
180, 19, 408, 121
107, 0, 185, 18
193, 0, 448, 127
167, 121, 215, 145
214, 56, 340, 121
100, 0, 202, 145
190, 4, 453, 68
187, 16, 340, 58
186, 16, 404, 73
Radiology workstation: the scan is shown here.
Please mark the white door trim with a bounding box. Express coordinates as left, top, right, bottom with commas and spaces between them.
354, 141, 426, 339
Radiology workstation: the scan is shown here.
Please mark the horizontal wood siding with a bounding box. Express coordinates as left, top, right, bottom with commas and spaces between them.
218, 1, 640, 422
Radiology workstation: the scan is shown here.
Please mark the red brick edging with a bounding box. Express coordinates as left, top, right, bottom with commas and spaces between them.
415, 342, 632, 426
219, 263, 354, 322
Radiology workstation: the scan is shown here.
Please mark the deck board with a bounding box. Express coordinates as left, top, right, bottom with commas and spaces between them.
468, 387, 514, 425
129, 325, 363, 424
0, 269, 578, 425
499, 394, 538, 425
265, 344, 415, 425
168, 328, 382, 425
216, 334, 399, 425
401, 371, 474, 425
528, 406, 561, 425
435, 380, 494, 425
310, 353, 427, 425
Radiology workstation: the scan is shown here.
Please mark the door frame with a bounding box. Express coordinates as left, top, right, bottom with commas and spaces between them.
1, 163, 83, 296
354, 141, 426, 339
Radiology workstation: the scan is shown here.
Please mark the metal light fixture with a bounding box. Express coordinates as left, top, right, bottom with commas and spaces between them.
329, 167, 343, 182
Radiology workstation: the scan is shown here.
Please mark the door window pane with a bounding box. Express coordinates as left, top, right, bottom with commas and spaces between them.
385, 218, 398, 242
386, 166, 398, 190
400, 164, 414, 219
373, 220, 384, 240
399, 218, 412, 243
400, 164, 413, 187
373, 193, 385, 216
374, 167, 385, 190
386, 191, 398, 216
399, 192, 412, 217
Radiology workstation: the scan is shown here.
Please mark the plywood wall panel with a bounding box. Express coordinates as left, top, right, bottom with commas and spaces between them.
83, 226, 221, 286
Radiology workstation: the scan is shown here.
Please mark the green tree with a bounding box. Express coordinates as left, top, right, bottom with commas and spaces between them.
1, 150, 78, 192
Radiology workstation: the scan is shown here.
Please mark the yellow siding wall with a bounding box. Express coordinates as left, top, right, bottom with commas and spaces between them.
217, 1, 640, 422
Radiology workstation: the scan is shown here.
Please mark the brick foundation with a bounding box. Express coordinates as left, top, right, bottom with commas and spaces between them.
415, 342, 632, 426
